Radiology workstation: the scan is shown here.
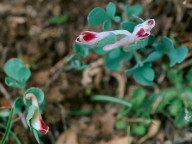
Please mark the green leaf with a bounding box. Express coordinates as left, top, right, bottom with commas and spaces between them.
24, 88, 45, 106
49, 15, 67, 24
103, 19, 112, 30
168, 50, 178, 67
26, 105, 37, 127
133, 70, 153, 86
130, 87, 146, 108
125, 4, 142, 17
115, 119, 128, 130
5, 77, 21, 88
123, 37, 149, 52
91, 95, 132, 108
73, 43, 89, 58
91, 47, 107, 55
125, 65, 139, 75
0, 109, 10, 117
141, 66, 155, 81
105, 49, 123, 71
4, 58, 31, 88
113, 16, 121, 22
105, 49, 132, 71
13, 97, 23, 114
168, 99, 182, 116
88, 7, 109, 26
18, 67, 31, 84
142, 51, 162, 63
133, 4, 142, 16
106, 2, 116, 18
132, 124, 146, 136
162, 36, 174, 50
121, 22, 137, 33
4, 58, 23, 81
155, 88, 176, 112
174, 109, 189, 128
175, 46, 188, 63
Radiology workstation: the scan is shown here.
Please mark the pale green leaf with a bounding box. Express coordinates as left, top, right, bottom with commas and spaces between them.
88, 7, 109, 26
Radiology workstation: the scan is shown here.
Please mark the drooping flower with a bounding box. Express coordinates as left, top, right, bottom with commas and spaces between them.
75, 30, 131, 45
25, 93, 49, 134
76, 19, 155, 51
132, 19, 155, 39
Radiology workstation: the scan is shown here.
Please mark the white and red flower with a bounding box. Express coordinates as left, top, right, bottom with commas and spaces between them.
75, 30, 131, 45
132, 19, 155, 39
76, 19, 155, 51
25, 93, 49, 134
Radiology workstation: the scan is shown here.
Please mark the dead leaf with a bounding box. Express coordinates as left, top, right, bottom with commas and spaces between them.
56, 129, 78, 144
99, 111, 116, 135
107, 136, 133, 144
138, 120, 161, 144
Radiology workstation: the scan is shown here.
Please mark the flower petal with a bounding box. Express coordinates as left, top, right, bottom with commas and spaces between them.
31, 110, 49, 134
25, 93, 49, 134
132, 19, 155, 39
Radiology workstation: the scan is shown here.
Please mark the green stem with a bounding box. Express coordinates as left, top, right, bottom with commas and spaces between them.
0, 123, 21, 144
1, 108, 14, 144
127, 125, 131, 144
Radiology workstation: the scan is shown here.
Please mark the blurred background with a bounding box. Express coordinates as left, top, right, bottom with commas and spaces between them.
0, 0, 192, 144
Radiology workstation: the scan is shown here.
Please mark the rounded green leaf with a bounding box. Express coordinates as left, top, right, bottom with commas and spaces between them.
18, 67, 31, 84
133, 70, 153, 86
175, 46, 188, 63
4, 58, 24, 81
5, 77, 21, 88
121, 22, 137, 32
142, 51, 162, 63
162, 36, 174, 50
24, 88, 45, 106
133, 4, 142, 16
73, 43, 89, 58
132, 124, 146, 136
113, 16, 121, 23
141, 66, 155, 81
105, 49, 123, 71
87, 7, 109, 26
103, 19, 112, 30
106, 2, 116, 18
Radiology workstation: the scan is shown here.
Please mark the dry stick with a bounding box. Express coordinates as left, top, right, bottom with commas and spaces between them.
177, 58, 192, 71
45, 56, 70, 88
0, 82, 28, 129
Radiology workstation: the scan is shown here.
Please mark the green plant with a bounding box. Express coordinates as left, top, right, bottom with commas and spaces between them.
70, 2, 188, 86
70, 1, 189, 138
1, 58, 49, 144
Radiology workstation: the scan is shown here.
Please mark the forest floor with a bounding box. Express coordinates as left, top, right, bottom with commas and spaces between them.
0, 0, 192, 144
